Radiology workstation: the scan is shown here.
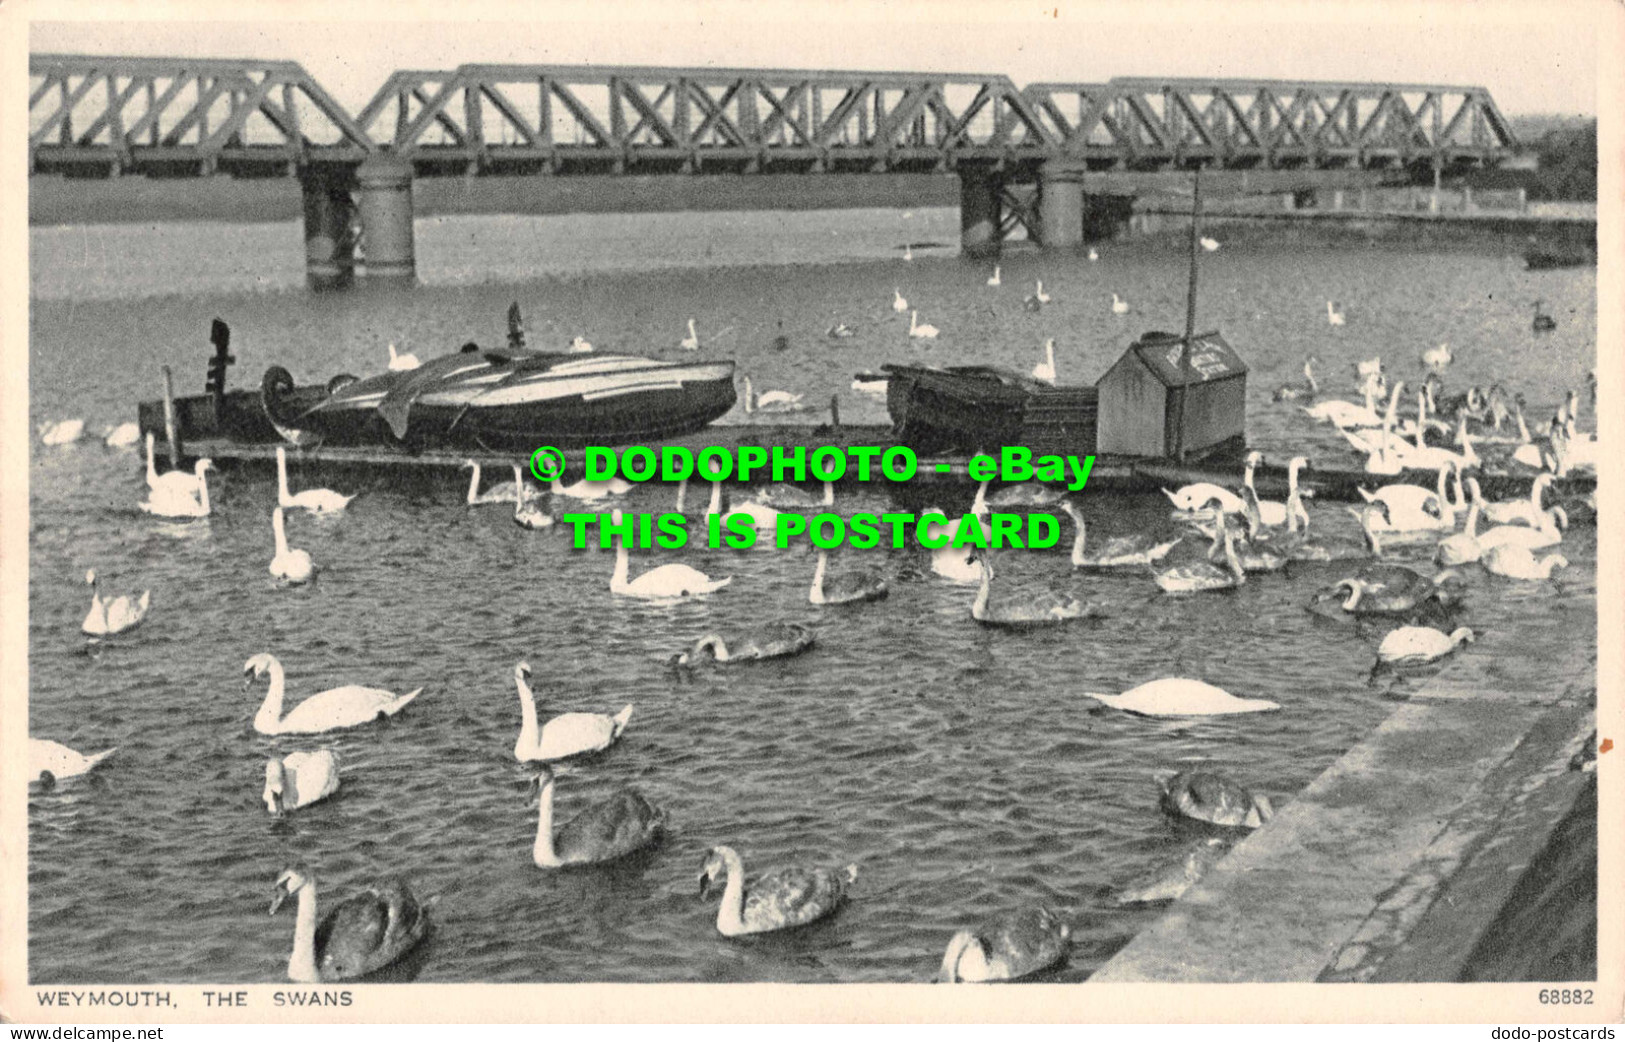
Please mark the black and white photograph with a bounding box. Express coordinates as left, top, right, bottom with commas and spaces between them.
4, 0, 1618, 1024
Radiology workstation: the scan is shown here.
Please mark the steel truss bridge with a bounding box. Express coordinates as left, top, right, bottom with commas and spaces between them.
29, 54, 1521, 278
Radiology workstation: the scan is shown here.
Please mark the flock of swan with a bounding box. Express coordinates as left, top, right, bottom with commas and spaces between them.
32, 244, 1592, 984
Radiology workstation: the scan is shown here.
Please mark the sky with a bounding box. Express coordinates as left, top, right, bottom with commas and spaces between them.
27, 0, 1601, 117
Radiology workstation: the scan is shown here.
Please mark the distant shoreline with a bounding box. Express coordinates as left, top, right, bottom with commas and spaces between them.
29, 172, 960, 226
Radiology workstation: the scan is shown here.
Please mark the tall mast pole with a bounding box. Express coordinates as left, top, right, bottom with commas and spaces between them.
1174, 168, 1202, 463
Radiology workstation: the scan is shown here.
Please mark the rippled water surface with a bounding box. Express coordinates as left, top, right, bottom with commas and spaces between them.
29, 208, 1596, 983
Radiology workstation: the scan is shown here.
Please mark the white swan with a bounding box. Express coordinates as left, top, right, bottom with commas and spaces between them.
264, 751, 341, 815
1359, 463, 1456, 532
269, 507, 315, 584
680, 318, 700, 351
1478, 506, 1566, 552
1111, 293, 1129, 315
1378, 626, 1474, 666
1482, 473, 1553, 527
386, 342, 420, 371
1087, 248, 1099, 261
742, 375, 806, 414
971, 554, 1091, 626
1420, 342, 1452, 372
986, 265, 1002, 287
1082, 678, 1280, 717
1241, 451, 1288, 528
246, 653, 422, 736
102, 422, 141, 449
139, 459, 213, 518
892, 288, 909, 313
908, 310, 939, 339
144, 431, 205, 496
1199, 236, 1220, 252
1031, 339, 1057, 384
277, 447, 355, 514
29, 738, 117, 785
1034, 280, 1052, 303
1061, 502, 1178, 568
567, 336, 594, 353
551, 472, 634, 501
512, 465, 554, 530
462, 460, 520, 505
851, 375, 888, 399
1162, 482, 1246, 515
512, 663, 633, 762
609, 508, 730, 599
1327, 300, 1345, 326
38, 419, 85, 445
1435, 477, 1485, 565
1481, 545, 1567, 580
699, 845, 856, 937
81, 569, 150, 637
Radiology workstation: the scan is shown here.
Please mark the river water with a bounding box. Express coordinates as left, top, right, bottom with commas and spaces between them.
28, 206, 1596, 983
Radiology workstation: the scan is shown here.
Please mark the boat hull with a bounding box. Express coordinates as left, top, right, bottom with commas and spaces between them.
883, 364, 1098, 455
262, 354, 738, 450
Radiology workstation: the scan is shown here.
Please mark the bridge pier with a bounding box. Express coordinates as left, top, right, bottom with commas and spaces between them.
299, 167, 357, 291
1037, 163, 1085, 249
355, 156, 416, 280
959, 167, 1001, 257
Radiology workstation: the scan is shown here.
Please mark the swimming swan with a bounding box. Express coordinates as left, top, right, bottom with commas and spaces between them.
742, 376, 807, 414
81, 569, 150, 637
39, 419, 85, 446
270, 868, 429, 982
246, 653, 422, 736
1481, 545, 1567, 580
29, 738, 117, 785
1435, 477, 1484, 565
1477, 506, 1566, 553
1082, 678, 1280, 717
551, 473, 634, 500
672, 623, 815, 665
698, 845, 856, 937
908, 310, 940, 339
892, 288, 909, 313
810, 547, 888, 605
264, 750, 341, 815
512, 465, 554, 529
1482, 473, 1553, 527
1160, 770, 1273, 828
1162, 483, 1246, 515
103, 422, 141, 449
609, 508, 730, 599
938, 907, 1071, 983
1154, 515, 1245, 594
680, 319, 700, 351
1111, 293, 1129, 315
269, 507, 315, 584
528, 764, 665, 868
1327, 300, 1345, 326
512, 662, 633, 762
1061, 502, 1178, 568
462, 460, 520, 505
1031, 338, 1057, 383
277, 447, 355, 514
971, 554, 1092, 627
1377, 626, 1474, 666
386, 342, 421, 371
140, 458, 214, 518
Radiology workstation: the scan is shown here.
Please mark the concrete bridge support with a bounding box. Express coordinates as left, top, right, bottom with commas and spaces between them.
1037, 163, 1085, 249
355, 155, 416, 279
959, 167, 1000, 257
299, 166, 357, 291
